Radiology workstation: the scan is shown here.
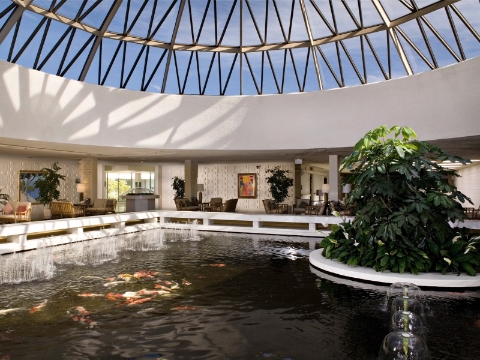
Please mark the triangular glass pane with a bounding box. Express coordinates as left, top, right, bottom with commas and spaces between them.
183, 52, 201, 94
81, 0, 115, 30
242, 2, 263, 46
343, 0, 361, 24
421, 19, 459, 68
188, 0, 210, 43
245, 0, 267, 44
173, 50, 193, 91
363, 38, 387, 83
283, 50, 302, 93
261, 52, 279, 94
264, 0, 288, 44
31, 0, 55, 10
10, 11, 44, 65
224, 54, 239, 95
317, 42, 342, 83
303, 49, 319, 92
414, 0, 440, 8
164, 53, 181, 94
381, 0, 410, 21
267, 49, 284, 88
396, 31, 432, 74
453, 1, 480, 34
122, 0, 155, 38
215, 0, 235, 44
99, 38, 124, 88
151, 0, 180, 42
317, 47, 341, 90
122, 42, 146, 90
144, 47, 168, 93
36, 21, 72, 75
358, 0, 383, 27
55, 0, 98, 21
289, 47, 310, 83
242, 53, 260, 95
388, 33, 409, 80
305, 0, 334, 39
218, 52, 237, 93
268, 0, 291, 43
342, 37, 364, 73
175, 0, 195, 45
331, 0, 359, 33
62, 34, 94, 80
365, 31, 388, 72
450, 8, 480, 60
339, 46, 362, 87
197, 1, 216, 45
243, 51, 262, 91
219, 1, 239, 46
107, 0, 128, 34
61, 29, 94, 74
288, 1, 309, 42
0, 27, 15, 61
83, 45, 101, 85
397, 21, 433, 65
202, 52, 220, 95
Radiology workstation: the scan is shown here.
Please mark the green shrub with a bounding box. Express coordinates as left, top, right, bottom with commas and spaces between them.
321, 125, 480, 275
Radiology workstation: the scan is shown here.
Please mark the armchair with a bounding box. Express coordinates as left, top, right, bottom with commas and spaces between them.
262, 199, 288, 214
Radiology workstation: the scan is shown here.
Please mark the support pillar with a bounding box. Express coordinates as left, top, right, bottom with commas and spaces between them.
294, 159, 302, 199
184, 160, 198, 200
80, 158, 98, 201
328, 155, 341, 202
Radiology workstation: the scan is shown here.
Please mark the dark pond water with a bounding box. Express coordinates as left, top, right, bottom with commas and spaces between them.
0, 230, 480, 360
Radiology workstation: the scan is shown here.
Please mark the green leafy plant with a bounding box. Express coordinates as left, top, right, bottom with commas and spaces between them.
172, 176, 185, 199
35, 162, 66, 207
321, 125, 480, 275
265, 166, 294, 204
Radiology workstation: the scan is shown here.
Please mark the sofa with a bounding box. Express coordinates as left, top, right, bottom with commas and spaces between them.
262, 199, 288, 214
0, 201, 32, 223
174, 198, 200, 211
85, 199, 117, 216
50, 201, 85, 219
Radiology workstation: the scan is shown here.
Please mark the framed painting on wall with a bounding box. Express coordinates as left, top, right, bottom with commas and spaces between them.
238, 173, 257, 199
19, 171, 46, 203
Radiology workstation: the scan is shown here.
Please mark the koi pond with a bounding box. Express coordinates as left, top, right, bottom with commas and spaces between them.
0, 229, 480, 359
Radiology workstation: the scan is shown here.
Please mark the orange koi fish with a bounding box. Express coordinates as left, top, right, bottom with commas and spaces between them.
76, 306, 90, 315
126, 297, 152, 306
476, 319, 480, 328
78, 293, 103, 297
136, 289, 160, 296
105, 293, 124, 301
133, 271, 152, 278
29, 300, 47, 313
170, 305, 201, 311
106, 277, 116, 282
155, 284, 171, 291
209, 264, 226, 267
182, 279, 192, 286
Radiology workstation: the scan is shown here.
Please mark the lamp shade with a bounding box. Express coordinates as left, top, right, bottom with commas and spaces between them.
342, 184, 352, 193
197, 184, 204, 192
76, 183, 86, 193
321, 184, 330, 193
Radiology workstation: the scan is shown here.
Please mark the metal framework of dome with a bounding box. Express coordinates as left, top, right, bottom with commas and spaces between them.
0, 0, 478, 95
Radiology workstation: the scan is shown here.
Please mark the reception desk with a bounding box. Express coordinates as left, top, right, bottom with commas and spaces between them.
123, 194, 160, 212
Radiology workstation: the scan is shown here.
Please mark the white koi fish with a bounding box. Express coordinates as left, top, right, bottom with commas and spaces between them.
0, 308, 25, 316
103, 281, 126, 287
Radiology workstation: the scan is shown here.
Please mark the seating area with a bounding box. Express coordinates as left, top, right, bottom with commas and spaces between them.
174, 197, 238, 213
0, 201, 32, 224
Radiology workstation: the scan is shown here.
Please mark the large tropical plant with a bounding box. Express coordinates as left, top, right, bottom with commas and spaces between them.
265, 166, 294, 204
321, 125, 480, 276
35, 162, 66, 207
172, 176, 185, 199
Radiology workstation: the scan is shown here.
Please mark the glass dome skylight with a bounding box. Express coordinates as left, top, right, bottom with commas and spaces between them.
0, 0, 478, 95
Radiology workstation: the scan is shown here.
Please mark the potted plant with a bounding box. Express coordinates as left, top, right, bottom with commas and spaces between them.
265, 166, 293, 204
172, 176, 185, 199
35, 162, 66, 219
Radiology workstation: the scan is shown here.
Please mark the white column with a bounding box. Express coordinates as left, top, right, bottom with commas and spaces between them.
328, 155, 341, 201
184, 160, 198, 200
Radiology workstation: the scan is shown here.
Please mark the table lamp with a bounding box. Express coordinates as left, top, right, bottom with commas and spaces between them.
342, 184, 352, 202
322, 184, 330, 203
197, 184, 204, 203
76, 183, 86, 202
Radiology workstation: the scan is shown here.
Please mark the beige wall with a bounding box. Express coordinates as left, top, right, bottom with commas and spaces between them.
0, 156, 80, 220
455, 163, 480, 209
161, 162, 295, 213
1, 57, 479, 152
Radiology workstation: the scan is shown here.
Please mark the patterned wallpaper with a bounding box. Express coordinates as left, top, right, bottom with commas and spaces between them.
455, 163, 480, 209
0, 157, 80, 219
161, 162, 295, 213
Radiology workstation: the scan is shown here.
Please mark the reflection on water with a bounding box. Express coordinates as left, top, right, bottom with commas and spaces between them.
0, 231, 479, 360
